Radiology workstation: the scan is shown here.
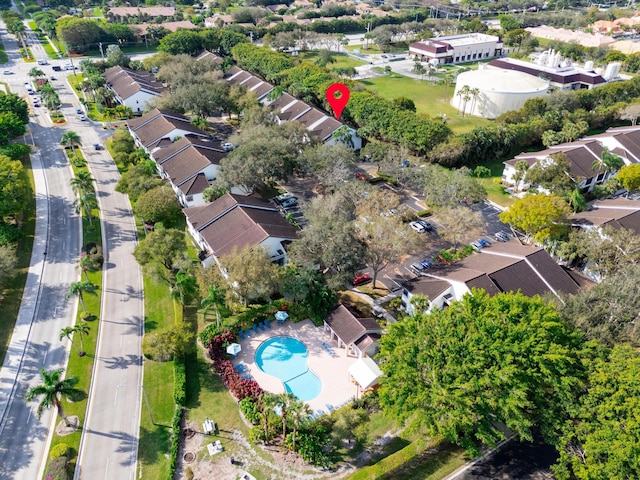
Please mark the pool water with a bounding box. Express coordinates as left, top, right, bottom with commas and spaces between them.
255, 336, 322, 401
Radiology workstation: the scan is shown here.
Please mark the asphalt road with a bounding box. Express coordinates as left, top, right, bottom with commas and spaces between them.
0, 24, 82, 480
1, 23, 144, 480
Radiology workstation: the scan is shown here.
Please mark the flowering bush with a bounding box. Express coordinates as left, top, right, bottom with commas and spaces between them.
208, 330, 263, 401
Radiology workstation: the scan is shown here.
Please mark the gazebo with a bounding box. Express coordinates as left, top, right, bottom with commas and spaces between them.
348, 357, 383, 392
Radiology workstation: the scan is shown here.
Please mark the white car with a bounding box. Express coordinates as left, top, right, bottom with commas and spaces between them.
222, 142, 234, 152
409, 221, 426, 233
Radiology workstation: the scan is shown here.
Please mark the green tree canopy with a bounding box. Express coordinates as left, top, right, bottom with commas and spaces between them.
499, 193, 571, 243
0, 155, 29, 220
617, 164, 640, 192
553, 345, 640, 480
378, 290, 587, 456
133, 186, 182, 226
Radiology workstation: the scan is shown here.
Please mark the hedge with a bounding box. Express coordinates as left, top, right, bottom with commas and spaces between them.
348, 439, 432, 480
49, 443, 70, 459
174, 358, 186, 406
167, 407, 183, 480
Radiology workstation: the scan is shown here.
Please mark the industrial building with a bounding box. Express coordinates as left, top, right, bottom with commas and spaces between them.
409, 33, 503, 65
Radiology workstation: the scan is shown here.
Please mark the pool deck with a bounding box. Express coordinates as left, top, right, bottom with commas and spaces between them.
233, 320, 359, 413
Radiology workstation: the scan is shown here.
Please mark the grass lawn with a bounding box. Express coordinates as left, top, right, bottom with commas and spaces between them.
0, 154, 35, 366
47, 155, 103, 472
390, 443, 468, 480
298, 51, 367, 71
476, 157, 514, 208
360, 74, 491, 134
136, 274, 178, 480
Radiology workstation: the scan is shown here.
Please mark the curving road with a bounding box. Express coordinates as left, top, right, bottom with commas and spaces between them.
0, 23, 82, 480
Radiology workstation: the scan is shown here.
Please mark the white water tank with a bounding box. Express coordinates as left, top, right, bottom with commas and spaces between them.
451, 68, 549, 119
603, 62, 621, 81
584, 60, 594, 71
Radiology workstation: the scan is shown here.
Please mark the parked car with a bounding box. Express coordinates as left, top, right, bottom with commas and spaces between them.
495, 231, 510, 242
280, 197, 298, 208
409, 221, 426, 233
93, 143, 102, 150
410, 263, 426, 275
33, 101, 40, 107
222, 142, 234, 152
76, 108, 83, 114
471, 241, 483, 251
416, 220, 434, 232
419, 259, 433, 269
274, 192, 294, 203
352, 273, 372, 286
79, 114, 87, 121
3, 70, 13, 75
37, 59, 48, 65
50, 76, 56, 81
478, 238, 491, 248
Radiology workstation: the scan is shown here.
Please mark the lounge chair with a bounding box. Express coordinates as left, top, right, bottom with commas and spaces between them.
251, 324, 259, 334
258, 321, 266, 331
326, 404, 334, 412
234, 364, 247, 373
241, 373, 253, 380
245, 328, 252, 338
264, 318, 271, 329
316, 409, 325, 416
238, 330, 245, 340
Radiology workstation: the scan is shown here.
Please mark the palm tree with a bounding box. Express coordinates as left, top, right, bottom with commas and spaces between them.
78, 254, 94, 281
24, 368, 83, 427
73, 190, 98, 226
67, 280, 98, 314
60, 131, 82, 161
288, 399, 312, 450
276, 392, 296, 440
73, 323, 91, 355
469, 87, 480, 115
28, 67, 45, 80
201, 284, 225, 328
592, 147, 624, 176
70, 171, 95, 195
59, 326, 80, 356
190, 116, 209, 132
170, 271, 197, 311
457, 85, 472, 117
259, 392, 278, 443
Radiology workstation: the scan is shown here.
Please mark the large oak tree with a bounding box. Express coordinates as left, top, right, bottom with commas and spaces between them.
378, 290, 587, 456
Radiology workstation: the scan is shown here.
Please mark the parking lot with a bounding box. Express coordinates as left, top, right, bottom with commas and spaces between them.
370, 201, 511, 292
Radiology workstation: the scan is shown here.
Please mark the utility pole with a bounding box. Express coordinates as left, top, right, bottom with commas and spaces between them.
99, 42, 105, 61
141, 385, 155, 425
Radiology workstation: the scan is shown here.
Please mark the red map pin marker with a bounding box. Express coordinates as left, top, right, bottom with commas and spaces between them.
326, 83, 350, 120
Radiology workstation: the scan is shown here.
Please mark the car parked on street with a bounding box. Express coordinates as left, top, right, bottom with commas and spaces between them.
352, 273, 372, 286
3, 70, 13, 75
76, 108, 83, 114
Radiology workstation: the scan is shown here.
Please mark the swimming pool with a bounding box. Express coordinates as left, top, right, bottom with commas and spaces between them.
255, 336, 322, 402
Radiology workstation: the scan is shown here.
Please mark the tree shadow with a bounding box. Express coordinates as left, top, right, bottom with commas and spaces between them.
137, 425, 170, 466
100, 354, 141, 370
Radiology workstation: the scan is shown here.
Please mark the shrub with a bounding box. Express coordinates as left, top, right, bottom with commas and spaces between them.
0, 222, 23, 246
49, 443, 70, 459
44, 456, 70, 480
207, 330, 263, 401
174, 359, 186, 406
185, 467, 194, 480
239, 397, 261, 424
167, 407, 183, 480
416, 209, 431, 217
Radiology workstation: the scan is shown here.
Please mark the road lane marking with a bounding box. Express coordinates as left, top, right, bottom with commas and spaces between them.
42, 350, 47, 365
26, 407, 32, 424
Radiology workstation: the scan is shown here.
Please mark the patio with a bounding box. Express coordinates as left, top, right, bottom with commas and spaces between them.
232, 319, 360, 413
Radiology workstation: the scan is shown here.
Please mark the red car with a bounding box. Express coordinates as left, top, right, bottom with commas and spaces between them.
354, 172, 367, 181
352, 273, 372, 286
